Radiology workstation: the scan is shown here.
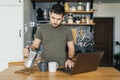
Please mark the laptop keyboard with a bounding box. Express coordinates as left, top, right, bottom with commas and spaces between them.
58, 67, 72, 73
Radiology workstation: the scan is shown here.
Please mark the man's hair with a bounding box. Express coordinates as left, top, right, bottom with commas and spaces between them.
50, 4, 65, 16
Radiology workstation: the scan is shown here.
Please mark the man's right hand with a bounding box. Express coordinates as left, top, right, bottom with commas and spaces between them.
22, 45, 30, 57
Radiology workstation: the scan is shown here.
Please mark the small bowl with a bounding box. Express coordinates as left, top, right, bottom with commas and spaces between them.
76, 20, 80, 24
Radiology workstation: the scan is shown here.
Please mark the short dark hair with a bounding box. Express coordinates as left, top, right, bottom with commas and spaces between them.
50, 4, 65, 16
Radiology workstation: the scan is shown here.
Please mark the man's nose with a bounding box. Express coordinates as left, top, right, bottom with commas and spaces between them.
54, 19, 57, 23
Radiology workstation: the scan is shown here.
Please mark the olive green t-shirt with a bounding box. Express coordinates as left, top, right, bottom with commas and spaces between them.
35, 23, 73, 66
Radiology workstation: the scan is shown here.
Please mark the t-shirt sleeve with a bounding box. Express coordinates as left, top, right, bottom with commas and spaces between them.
67, 27, 73, 42
34, 26, 42, 40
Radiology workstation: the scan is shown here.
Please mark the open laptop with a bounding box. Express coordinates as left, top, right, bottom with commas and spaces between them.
58, 51, 104, 75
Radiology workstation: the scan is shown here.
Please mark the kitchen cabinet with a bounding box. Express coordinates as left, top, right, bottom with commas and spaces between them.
0, 0, 24, 72
93, 17, 114, 66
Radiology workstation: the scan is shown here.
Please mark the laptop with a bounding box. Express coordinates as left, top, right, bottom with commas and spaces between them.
58, 51, 104, 75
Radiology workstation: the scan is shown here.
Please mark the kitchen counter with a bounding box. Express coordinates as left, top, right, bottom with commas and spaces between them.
0, 66, 120, 80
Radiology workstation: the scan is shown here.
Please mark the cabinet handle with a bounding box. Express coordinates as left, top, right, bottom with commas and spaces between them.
19, 0, 22, 3
19, 29, 22, 37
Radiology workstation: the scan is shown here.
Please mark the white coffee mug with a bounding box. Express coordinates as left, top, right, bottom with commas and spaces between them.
48, 62, 59, 72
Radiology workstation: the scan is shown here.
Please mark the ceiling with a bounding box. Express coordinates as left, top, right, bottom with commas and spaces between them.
94, 0, 120, 3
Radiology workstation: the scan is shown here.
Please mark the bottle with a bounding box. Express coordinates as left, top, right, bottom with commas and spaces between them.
86, 2, 90, 11
64, 2, 70, 11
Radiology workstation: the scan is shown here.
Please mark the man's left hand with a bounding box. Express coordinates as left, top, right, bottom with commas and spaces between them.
65, 59, 74, 69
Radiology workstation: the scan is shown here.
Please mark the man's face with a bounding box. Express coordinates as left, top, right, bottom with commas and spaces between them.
49, 12, 63, 27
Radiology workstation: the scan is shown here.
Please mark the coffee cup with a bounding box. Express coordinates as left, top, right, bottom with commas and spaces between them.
37, 61, 48, 72
48, 62, 59, 72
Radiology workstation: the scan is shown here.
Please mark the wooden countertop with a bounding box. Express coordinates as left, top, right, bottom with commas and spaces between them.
0, 66, 120, 80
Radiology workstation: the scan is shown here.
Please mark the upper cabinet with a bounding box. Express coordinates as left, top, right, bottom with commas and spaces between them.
0, 0, 23, 5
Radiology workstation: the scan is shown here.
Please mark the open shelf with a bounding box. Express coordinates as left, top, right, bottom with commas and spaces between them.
65, 10, 96, 14
63, 23, 95, 26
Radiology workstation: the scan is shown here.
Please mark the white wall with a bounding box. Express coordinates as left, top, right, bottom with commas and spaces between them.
93, 3, 120, 53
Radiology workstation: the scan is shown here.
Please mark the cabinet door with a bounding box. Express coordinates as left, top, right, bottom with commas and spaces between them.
0, 6, 23, 62
0, 0, 23, 5
94, 18, 113, 66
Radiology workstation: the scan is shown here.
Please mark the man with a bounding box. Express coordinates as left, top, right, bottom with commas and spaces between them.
23, 4, 75, 68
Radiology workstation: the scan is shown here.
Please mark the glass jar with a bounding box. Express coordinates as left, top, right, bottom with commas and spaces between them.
68, 16, 73, 24
81, 15, 86, 23
70, 5, 76, 11
85, 15, 90, 24
67, 13, 73, 24
77, 2, 84, 11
